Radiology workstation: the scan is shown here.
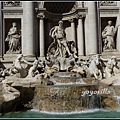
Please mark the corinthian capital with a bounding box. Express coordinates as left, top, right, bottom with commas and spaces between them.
37, 13, 45, 19
76, 14, 85, 19
68, 18, 74, 23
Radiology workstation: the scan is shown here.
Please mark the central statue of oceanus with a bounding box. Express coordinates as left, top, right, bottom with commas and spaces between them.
48, 20, 77, 58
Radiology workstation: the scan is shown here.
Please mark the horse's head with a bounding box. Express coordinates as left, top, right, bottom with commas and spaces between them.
110, 56, 117, 65
92, 54, 101, 66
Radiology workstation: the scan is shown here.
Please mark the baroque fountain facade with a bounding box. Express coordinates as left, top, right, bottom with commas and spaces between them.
0, 1, 120, 113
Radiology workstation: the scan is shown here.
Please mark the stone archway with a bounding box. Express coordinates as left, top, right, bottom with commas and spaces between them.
43, 2, 76, 55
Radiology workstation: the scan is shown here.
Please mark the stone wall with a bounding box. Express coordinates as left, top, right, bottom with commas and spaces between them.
32, 84, 100, 112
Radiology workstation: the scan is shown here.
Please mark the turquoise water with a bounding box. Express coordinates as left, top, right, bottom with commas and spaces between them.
1, 109, 120, 118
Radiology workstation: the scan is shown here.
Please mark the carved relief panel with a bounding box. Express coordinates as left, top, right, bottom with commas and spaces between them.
99, 1, 117, 6
4, 1, 21, 7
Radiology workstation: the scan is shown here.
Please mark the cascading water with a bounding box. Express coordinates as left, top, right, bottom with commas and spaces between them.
117, 97, 120, 109
32, 71, 102, 112
105, 85, 120, 111
114, 96, 120, 110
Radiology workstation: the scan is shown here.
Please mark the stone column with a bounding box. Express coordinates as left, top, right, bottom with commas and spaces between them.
36, 5, 46, 58
116, 2, 120, 51
69, 18, 76, 43
117, 20, 120, 51
0, 2, 3, 58
39, 14, 45, 57
77, 15, 84, 56
23, 2, 35, 56
86, 2, 98, 55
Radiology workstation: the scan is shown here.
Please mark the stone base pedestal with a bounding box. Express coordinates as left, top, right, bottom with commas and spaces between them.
38, 56, 46, 61
6, 50, 21, 54
3, 54, 36, 61
101, 51, 120, 59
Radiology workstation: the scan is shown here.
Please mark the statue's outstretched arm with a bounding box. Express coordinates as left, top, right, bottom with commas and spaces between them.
8, 28, 17, 35
114, 25, 120, 34
102, 27, 107, 33
22, 59, 33, 65
100, 56, 108, 61
49, 27, 55, 37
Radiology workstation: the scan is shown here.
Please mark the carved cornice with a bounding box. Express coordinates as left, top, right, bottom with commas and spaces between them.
45, 9, 78, 21
35, 4, 87, 21
99, 7, 119, 14
2, 9, 23, 15
35, 8, 46, 13
76, 7, 87, 15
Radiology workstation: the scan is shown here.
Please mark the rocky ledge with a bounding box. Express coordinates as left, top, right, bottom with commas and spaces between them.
0, 74, 119, 113
0, 74, 54, 113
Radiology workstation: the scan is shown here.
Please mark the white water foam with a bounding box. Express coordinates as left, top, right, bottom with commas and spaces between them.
30, 108, 101, 115
52, 77, 87, 85
53, 81, 86, 85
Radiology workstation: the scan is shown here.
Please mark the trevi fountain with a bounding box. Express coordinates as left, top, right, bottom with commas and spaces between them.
0, 1, 120, 118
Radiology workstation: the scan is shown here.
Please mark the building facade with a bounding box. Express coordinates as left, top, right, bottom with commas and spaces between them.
0, 1, 120, 67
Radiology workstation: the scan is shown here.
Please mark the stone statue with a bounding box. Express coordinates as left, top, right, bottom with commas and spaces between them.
0, 67, 12, 79
5, 22, 21, 54
69, 41, 77, 58
25, 59, 44, 78
85, 54, 103, 80
12, 54, 28, 78
44, 55, 60, 76
102, 56, 119, 78
102, 20, 119, 51
71, 58, 85, 75
11, 54, 45, 78
48, 20, 72, 58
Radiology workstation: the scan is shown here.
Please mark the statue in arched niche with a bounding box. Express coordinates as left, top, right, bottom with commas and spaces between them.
48, 20, 77, 58
102, 20, 119, 51
5, 22, 21, 54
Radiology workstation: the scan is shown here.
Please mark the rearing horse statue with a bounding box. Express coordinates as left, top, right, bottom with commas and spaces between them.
85, 54, 103, 80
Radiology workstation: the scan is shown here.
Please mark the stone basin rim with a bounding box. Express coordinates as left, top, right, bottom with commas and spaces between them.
35, 83, 99, 88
